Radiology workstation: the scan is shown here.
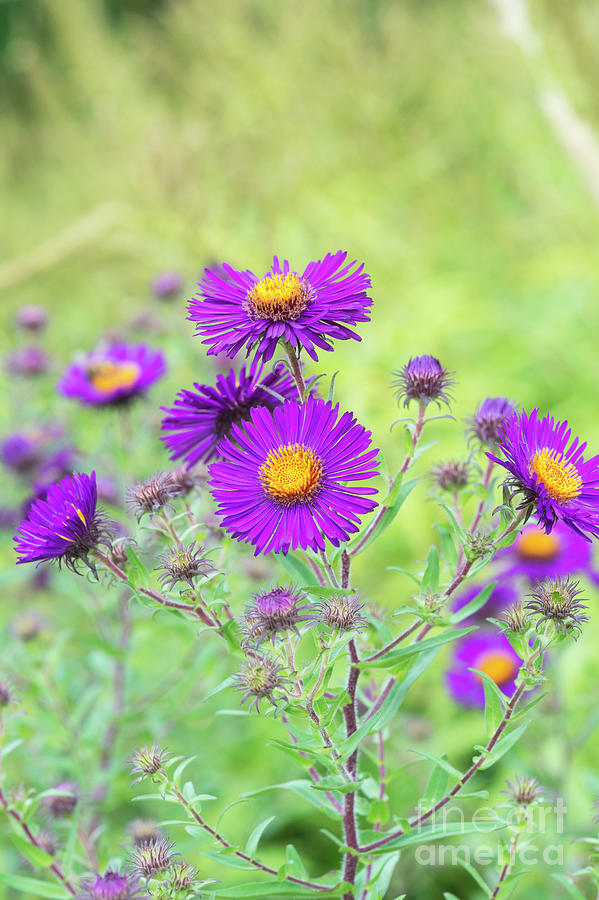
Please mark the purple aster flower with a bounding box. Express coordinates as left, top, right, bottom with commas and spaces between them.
243, 584, 308, 644
446, 631, 523, 708
57, 343, 166, 406
451, 581, 519, 623
495, 520, 594, 583
6, 345, 50, 375
13, 471, 112, 573
152, 270, 183, 299
489, 408, 599, 541
161, 360, 300, 466
188, 251, 372, 363
209, 397, 379, 555
467, 397, 516, 445
78, 868, 141, 899
393, 355, 454, 408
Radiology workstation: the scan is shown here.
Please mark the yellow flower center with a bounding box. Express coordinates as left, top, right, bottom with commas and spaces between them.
476, 649, 518, 686
260, 443, 323, 503
87, 361, 141, 394
529, 447, 582, 503
516, 527, 560, 561
246, 273, 313, 321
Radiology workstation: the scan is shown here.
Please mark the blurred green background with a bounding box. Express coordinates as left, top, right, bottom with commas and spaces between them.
2, 0, 599, 897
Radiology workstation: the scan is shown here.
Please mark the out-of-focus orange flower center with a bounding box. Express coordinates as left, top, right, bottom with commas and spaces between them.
476, 649, 518, 686
260, 443, 323, 503
516, 527, 560, 560
246, 273, 312, 321
88, 361, 140, 394
529, 447, 582, 502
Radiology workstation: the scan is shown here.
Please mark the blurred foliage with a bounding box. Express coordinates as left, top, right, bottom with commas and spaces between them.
2, 0, 599, 897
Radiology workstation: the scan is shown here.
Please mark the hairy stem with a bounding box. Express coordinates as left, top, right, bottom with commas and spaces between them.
342, 638, 360, 899
285, 343, 307, 401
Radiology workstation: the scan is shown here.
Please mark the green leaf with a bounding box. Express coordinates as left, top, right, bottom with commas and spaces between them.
245, 816, 276, 858
358, 626, 476, 672
125, 544, 150, 588
285, 844, 308, 879
470, 669, 506, 737
456, 857, 492, 896
447, 583, 497, 624
173, 756, 198, 783
366, 819, 506, 854
349, 476, 420, 554
409, 749, 462, 780
62, 805, 79, 877
421, 545, 440, 593
423, 754, 449, 806
551, 874, 588, 899
0, 874, 71, 898
479, 721, 530, 770
213, 882, 342, 897
327, 370, 340, 402
242, 780, 342, 819
276, 552, 316, 586
9, 834, 54, 868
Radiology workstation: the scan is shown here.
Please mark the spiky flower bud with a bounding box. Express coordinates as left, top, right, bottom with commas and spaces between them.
78, 868, 142, 899
234, 655, 288, 712
499, 603, 529, 634
6, 346, 50, 376
167, 861, 201, 891
504, 776, 544, 806
109, 538, 132, 570
126, 472, 181, 522
393, 355, 454, 408
127, 819, 163, 847
465, 531, 495, 561
35, 829, 57, 857
431, 460, 469, 492
152, 271, 183, 300
156, 543, 214, 590
130, 744, 171, 784
243, 585, 307, 645
128, 838, 178, 878
311, 594, 366, 633
168, 466, 204, 496
466, 397, 516, 446
43, 782, 78, 817
525, 577, 589, 638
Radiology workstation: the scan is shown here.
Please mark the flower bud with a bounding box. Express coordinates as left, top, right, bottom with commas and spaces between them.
130, 744, 171, 783
311, 594, 366, 633
234, 654, 288, 712
467, 397, 515, 445
431, 460, 469, 492
525, 577, 589, 638
393, 355, 454, 408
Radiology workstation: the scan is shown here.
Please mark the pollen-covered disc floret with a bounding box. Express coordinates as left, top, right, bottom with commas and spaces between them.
161, 360, 299, 466
127, 838, 179, 878
130, 744, 171, 784
489, 408, 599, 540
13, 471, 112, 573
126, 472, 181, 522
234, 654, 288, 712
431, 460, 469, 492
243, 584, 307, 645
156, 543, 214, 590
525, 577, 589, 638
78, 869, 142, 900
393, 355, 454, 408
188, 251, 372, 363
58, 343, 166, 406
311, 594, 366, 633
467, 397, 516, 445
209, 397, 379, 555
504, 776, 544, 806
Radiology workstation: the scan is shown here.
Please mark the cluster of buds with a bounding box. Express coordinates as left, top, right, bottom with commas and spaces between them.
464, 531, 495, 562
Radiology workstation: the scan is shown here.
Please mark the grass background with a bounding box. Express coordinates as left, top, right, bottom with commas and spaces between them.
2, 0, 599, 897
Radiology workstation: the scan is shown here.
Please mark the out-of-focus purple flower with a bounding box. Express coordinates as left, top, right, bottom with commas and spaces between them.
393, 355, 454, 408
43, 782, 78, 817
32, 447, 79, 495
467, 397, 516, 445
495, 520, 595, 583
489, 408, 599, 541
78, 868, 142, 899
0, 507, 19, 530
6, 346, 50, 376
209, 397, 379, 555
451, 581, 519, 623
14, 471, 111, 573
152, 271, 183, 300
15, 304, 48, 332
161, 360, 301, 467
96, 475, 120, 506
58, 343, 166, 406
446, 631, 523, 708
1, 434, 40, 474
189, 251, 372, 363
